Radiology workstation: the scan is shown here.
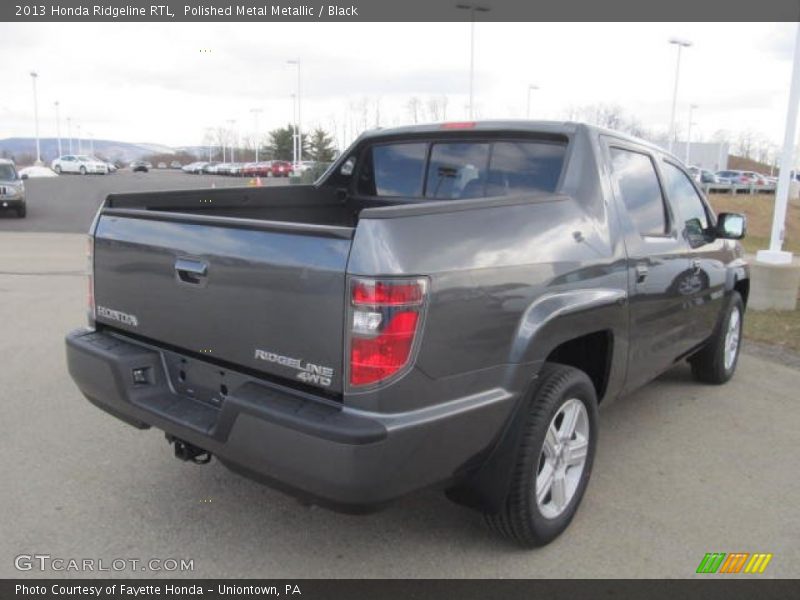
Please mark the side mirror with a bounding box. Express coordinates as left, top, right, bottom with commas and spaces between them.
20, 173, 29, 180
716, 212, 746, 240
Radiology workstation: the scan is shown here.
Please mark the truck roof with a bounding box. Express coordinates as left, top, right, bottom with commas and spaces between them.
356, 119, 675, 161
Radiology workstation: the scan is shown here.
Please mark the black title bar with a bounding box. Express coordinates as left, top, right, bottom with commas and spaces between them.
4, 0, 800, 22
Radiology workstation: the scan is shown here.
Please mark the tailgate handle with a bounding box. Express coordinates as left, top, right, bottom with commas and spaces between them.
175, 258, 208, 284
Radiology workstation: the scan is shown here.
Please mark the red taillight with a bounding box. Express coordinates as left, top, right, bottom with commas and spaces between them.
440, 121, 477, 130
353, 280, 425, 306
348, 277, 427, 388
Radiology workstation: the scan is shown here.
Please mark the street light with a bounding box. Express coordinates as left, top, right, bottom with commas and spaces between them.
287, 59, 302, 165
250, 108, 263, 162
526, 84, 539, 119
30, 71, 42, 165
456, 4, 491, 120
88, 131, 94, 156
227, 119, 237, 162
290, 93, 298, 166
54, 101, 62, 157
76, 123, 82, 154
67, 117, 73, 153
667, 37, 692, 153
685, 103, 698, 164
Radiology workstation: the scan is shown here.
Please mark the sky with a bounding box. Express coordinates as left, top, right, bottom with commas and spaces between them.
0, 21, 795, 152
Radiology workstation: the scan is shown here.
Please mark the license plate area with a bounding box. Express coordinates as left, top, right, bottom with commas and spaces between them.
162, 351, 235, 408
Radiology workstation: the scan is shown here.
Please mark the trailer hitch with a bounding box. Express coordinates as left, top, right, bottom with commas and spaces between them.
166, 434, 212, 464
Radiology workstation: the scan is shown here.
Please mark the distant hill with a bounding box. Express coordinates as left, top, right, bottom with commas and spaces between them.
0, 137, 199, 165
728, 155, 775, 175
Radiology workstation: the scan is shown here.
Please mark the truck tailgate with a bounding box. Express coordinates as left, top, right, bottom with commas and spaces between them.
92, 213, 353, 393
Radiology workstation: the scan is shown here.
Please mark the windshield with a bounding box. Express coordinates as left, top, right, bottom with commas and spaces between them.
0, 164, 17, 180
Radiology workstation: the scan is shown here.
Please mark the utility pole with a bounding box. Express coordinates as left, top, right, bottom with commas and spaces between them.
287, 59, 302, 165
67, 117, 73, 153
685, 104, 698, 164
250, 108, 263, 162
54, 101, 62, 157
667, 37, 692, 154
30, 71, 42, 165
527, 84, 539, 119
455, 4, 491, 119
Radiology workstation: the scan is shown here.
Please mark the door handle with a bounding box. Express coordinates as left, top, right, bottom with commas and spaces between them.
691, 259, 701, 273
175, 258, 208, 285
635, 265, 649, 284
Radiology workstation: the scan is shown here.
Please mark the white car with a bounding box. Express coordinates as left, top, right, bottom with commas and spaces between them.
51, 154, 108, 175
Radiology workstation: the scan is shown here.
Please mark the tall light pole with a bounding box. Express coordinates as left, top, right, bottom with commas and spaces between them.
67, 117, 73, 153
667, 37, 692, 153
76, 124, 82, 154
227, 119, 236, 162
290, 93, 298, 166
526, 84, 539, 119
54, 101, 62, 157
456, 4, 491, 120
287, 59, 302, 165
757, 23, 800, 265
250, 108, 263, 162
685, 103, 698, 164
88, 131, 94, 156
30, 71, 42, 165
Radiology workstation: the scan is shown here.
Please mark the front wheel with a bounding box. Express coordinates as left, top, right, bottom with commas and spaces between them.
690, 292, 744, 384
54, 165, 62, 174
79, 166, 87, 175
485, 363, 598, 547
16, 205, 26, 218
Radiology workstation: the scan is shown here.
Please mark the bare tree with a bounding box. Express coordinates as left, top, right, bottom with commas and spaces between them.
407, 97, 423, 124
427, 95, 449, 121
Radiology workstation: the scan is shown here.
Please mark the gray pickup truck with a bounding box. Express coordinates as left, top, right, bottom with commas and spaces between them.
66, 121, 748, 546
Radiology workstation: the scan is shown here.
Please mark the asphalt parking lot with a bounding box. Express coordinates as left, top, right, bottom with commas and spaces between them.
0, 169, 284, 233
1, 173, 799, 578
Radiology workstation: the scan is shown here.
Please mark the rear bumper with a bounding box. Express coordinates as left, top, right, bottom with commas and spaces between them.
65, 328, 517, 510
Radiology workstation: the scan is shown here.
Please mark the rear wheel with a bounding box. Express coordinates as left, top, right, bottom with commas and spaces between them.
54, 165, 62, 174
484, 363, 598, 547
79, 166, 87, 175
690, 292, 744, 384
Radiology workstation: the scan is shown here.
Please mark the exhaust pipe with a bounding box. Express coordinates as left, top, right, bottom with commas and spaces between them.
166, 434, 212, 464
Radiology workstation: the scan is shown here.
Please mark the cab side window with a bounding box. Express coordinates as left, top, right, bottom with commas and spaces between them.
609, 147, 669, 236
662, 162, 709, 244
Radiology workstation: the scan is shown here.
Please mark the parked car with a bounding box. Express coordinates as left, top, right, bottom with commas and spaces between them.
104, 161, 117, 173
228, 163, 244, 177
182, 161, 207, 174
0, 159, 26, 218
742, 171, 771, 186
170, 161, 182, 169
688, 166, 718, 184
66, 121, 748, 548
130, 161, 149, 173
157, 162, 168, 170
204, 162, 223, 174
270, 160, 293, 177
51, 154, 108, 175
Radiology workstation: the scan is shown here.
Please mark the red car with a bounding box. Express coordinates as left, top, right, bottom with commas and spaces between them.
270, 161, 293, 177
242, 162, 271, 177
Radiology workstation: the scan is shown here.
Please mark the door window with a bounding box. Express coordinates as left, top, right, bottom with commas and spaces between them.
609, 148, 669, 236
662, 162, 709, 242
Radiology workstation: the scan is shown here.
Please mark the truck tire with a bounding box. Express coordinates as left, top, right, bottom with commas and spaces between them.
689, 292, 744, 384
16, 205, 26, 218
485, 362, 598, 547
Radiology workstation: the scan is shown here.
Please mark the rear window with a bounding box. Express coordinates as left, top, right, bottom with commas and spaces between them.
356, 138, 566, 199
